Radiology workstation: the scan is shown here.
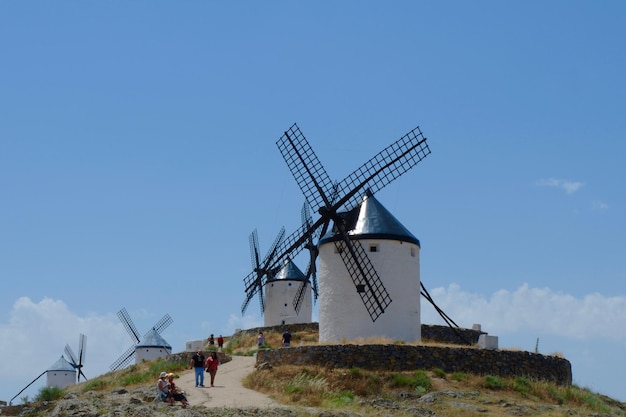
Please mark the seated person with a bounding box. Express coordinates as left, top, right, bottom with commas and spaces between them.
157, 372, 173, 403
167, 373, 189, 407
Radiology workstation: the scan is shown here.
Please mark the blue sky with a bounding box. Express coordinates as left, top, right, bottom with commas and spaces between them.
1, 1, 625, 404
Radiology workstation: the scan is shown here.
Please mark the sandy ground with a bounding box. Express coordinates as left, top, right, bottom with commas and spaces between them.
172, 356, 280, 408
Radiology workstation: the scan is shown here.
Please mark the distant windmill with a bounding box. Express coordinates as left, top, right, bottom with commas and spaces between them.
241, 227, 286, 315
9, 335, 86, 405
110, 307, 173, 371
242, 200, 321, 324
64, 333, 87, 382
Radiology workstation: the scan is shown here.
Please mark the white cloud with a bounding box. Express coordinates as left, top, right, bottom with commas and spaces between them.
422, 283, 626, 341
0, 297, 129, 404
536, 178, 585, 194
227, 313, 263, 332
3, 287, 626, 403
591, 200, 609, 210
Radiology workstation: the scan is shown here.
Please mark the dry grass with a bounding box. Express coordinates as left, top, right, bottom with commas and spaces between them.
62, 356, 190, 395
243, 364, 626, 417
232, 329, 625, 417
52, 329, 625, 417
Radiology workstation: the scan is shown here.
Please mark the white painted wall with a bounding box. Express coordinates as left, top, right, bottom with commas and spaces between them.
135, 346, 171, 363
186, 340, 205, 352
264, 280, 312, 327
46, 370, 76, 388
318, 238, 421, 343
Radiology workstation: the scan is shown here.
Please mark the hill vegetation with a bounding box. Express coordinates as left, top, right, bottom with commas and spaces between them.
4, 327, 625, 416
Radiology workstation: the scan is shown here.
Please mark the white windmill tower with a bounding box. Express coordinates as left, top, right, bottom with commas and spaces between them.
46, 356, 76, 389
240, 123, 430, 344
264, 258, 312, 326
9, 334, 87, 405
110, 308, 173, 371
242, 124, 430, 341
241, 202, 320, 325
135, 328, 172, 363
318, 191, 421, 342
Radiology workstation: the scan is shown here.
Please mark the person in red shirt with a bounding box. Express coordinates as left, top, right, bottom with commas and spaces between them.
204, 351, 220, 387
217, 334, 224, 351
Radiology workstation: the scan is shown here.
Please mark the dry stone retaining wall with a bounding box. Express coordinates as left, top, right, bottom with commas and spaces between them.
257, 344, 572, 385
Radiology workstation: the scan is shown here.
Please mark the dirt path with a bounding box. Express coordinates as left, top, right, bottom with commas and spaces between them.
174, 356, 280, 408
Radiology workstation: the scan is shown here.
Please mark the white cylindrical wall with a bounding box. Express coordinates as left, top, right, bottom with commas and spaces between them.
46, 371, 76, 388
264, 280, 312, 327
135, 347, 171, 363
318, 238, 421, 343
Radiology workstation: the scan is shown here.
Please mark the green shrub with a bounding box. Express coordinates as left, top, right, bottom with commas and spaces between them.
82, 379, 108, 392
432, 368, 446, 379
484, 375, 505, 390
36, 386, 66, 401
548, 384, 566, 404
513, 377, 532, 395
390, 371, 431, 391
326, 390, 355, 406
451, 372, 468, 382
391, 373, 414, 387
413, 370, 432, 391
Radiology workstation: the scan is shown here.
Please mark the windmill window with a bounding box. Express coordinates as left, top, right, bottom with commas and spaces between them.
288, 283, 292, 286
410, 247, 416, 257
369, 244, 379, 252
284, 303, 288, 307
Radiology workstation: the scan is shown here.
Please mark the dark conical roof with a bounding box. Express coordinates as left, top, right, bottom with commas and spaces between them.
136, 328, 172, 349
47, 355, 76, 372
272, 258, 307, 281
319, 192, 420, 246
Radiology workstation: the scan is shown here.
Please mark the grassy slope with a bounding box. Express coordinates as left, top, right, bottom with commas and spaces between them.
11, 328, 626, 417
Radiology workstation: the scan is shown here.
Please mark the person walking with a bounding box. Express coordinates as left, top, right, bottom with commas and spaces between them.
257, 332, 265, 347
204, 351, 220, 387
282, 329, 292, 347
217, 334, 224, 351
190, 349, 206, 387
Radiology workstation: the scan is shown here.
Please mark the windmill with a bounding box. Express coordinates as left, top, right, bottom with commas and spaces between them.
241, 227, 286, 315
242, 123, 430, 322
242, 200, 321, 321
110, 307, 173, 371
64, 333, 87, 382
9, 335, 87, 404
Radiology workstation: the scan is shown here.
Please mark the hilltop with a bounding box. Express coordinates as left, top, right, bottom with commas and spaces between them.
2, 326, 625, 416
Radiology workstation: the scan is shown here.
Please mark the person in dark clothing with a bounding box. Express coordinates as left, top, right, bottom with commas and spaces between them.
190, 350, 205, 387
282, 330, 292, 347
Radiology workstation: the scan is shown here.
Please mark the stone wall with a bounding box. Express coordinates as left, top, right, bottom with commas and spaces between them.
256, 344, 572, 386
242, 322, 571, 385
421, 324, 486, 345
232, 322, 320, 339
236, 322, 486, 346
